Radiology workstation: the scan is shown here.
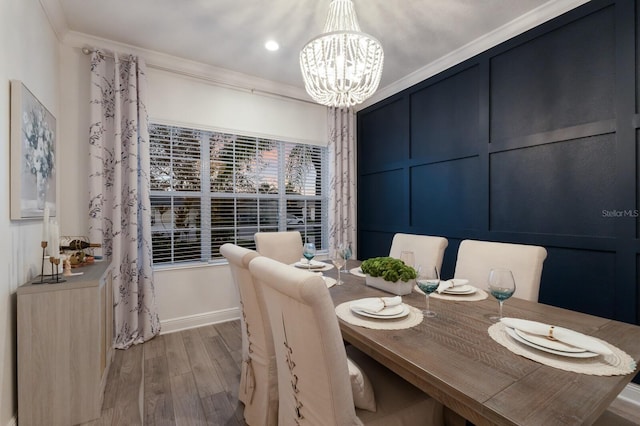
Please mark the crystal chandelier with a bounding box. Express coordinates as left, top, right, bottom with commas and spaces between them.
300, 0, 384, 108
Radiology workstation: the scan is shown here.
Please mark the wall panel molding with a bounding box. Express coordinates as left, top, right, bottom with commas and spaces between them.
489, 120, 616, 153
358, 0, 638, 325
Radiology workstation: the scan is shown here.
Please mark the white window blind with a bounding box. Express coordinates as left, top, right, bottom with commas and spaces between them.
149, 123, 327, 265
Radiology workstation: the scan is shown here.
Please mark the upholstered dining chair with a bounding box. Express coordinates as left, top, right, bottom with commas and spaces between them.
249, 256, 444, 426
220, 243, 278, 426
454, 239, 548, 302
389, 233, 449, 273
254, 231, 303, 265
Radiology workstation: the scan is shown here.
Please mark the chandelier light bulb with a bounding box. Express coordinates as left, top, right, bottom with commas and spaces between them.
300, 0, 384, 108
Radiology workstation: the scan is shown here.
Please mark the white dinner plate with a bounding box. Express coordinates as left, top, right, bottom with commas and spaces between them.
443, 285, 476, 295
514, 328, 587, 353
350, 304, 410, 319
505, 327, 599, 358
349, 267, 366, 278
293, 262, 334, 271
294, 261, 325, 269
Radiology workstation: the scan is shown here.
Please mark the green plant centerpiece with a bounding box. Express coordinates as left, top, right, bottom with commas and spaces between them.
360, 256, 417, 295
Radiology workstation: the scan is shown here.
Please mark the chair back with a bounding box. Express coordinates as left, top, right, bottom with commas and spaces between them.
254, 231, 303, 265
249, 256, 360, 426
389, 233, 448, 273
454, 239, 547, 301
220, 243, 278, 426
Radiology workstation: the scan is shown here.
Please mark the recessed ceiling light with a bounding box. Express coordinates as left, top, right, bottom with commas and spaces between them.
265, 40, 279, 51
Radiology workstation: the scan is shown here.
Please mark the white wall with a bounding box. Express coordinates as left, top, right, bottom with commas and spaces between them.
58, 43, 91, 236
58, 44, 328, 333
0, 0, 60, 423
148, 68, 328, 146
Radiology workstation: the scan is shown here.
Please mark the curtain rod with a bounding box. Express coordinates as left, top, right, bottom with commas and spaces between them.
80, 46, 318, 105
82, 47, 133, 61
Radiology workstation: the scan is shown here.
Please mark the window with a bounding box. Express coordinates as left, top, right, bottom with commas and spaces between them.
149, 123, 328, 265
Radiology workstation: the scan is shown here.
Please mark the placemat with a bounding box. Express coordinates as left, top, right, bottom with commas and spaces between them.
488, 322, 637, 376
414, 285, 489, 302
335, 302, 424, 330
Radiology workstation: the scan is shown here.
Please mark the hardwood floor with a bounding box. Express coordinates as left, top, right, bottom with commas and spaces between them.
81, 321, 247, 426
81, 319, 640, 426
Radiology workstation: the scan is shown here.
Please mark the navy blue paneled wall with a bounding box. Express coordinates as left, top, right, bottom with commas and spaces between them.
357, 0, 640, 324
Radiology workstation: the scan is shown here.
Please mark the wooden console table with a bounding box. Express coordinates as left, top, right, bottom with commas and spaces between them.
17, 261, 114, 426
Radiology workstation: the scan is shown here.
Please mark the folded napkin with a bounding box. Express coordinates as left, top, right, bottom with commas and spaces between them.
436, 278, 469, 293
501, 317, 612, 355
297, 258, 325, 269
436, 280, 453, 293
351, 296, 402, 314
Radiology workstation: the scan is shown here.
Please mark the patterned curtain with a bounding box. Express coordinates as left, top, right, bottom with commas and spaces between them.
89, 51, 160, 349
328, 107, 357, 257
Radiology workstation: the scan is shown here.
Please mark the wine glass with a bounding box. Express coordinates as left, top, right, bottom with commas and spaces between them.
341, 242, 352, 273
331, 249, 346, 285
488, 268, 516, 322
416, 266, 439, 318
399, 250, 415, 268
302, 242, 316, 271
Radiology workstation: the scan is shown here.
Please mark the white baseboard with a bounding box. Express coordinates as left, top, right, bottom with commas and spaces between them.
6, 416, 16, 426
159, 308, 240, 335
619, 382, 640, 407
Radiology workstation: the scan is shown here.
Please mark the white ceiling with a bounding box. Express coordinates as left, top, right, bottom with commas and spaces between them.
43, 0, 588, 105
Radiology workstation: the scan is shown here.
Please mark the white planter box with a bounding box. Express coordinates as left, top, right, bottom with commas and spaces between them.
365, 275, 414, 296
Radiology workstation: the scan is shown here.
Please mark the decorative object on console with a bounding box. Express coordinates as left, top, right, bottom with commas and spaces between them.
300, 0, 384, 107
59, 236, 100, 267
34, 241, 48, 285
63, 257, 72, 276
60, 239, 102, 251
47, 255, 65, 284
36, 206, 51, 283
34, 218, 66, 284
10, 80, 57, 220
42, 205, 50, 244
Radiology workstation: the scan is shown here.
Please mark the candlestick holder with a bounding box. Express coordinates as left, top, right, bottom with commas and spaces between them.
46, 256, 66, 284
32, 241, 48, 284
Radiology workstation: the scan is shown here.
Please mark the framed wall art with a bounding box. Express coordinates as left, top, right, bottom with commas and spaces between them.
10, 80, 57, 220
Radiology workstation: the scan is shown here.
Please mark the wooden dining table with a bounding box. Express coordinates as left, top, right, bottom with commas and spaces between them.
324, 262, 640, 426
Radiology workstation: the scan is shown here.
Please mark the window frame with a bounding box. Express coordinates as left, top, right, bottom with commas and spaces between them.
149, 122, 328, 268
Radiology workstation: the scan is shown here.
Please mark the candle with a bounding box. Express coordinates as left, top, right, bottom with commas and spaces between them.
42, 206, 49, 242
50, 221, 60, 259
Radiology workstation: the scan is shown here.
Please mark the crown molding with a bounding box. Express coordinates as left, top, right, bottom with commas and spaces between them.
356, 0, 591, 111
38, 0, 69, 41
63, 31, 314, 104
